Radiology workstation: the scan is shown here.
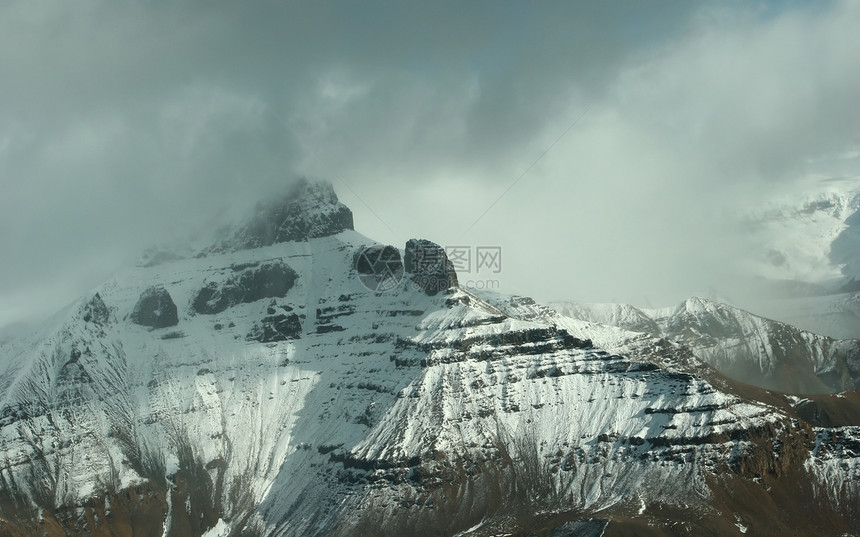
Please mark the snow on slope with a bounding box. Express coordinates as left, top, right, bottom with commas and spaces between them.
1, 181, 859, 536
549, 297, 860, 395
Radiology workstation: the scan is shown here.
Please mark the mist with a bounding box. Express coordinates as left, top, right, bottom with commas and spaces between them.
2, 0, 860, 328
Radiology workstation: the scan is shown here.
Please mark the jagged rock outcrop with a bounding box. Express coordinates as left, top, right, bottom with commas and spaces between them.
136, 180, 353, 267
130, 286, 178, 328
82, 293, 110, 325
404, 238, 458, 295
247, 309, 303, 342
205, 179, 353, 254
192, 261, 298, 315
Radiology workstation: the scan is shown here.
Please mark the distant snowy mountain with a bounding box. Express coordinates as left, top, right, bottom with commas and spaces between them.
550, 297, 860, 394
1, 180, 859, 536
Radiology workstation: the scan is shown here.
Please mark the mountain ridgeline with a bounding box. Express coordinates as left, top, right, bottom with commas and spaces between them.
551, 298, 860, 395
0, 180, 858, 536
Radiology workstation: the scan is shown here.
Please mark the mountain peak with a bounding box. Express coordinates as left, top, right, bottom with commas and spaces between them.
139, 179, 354, 266
204, 178, 354, 255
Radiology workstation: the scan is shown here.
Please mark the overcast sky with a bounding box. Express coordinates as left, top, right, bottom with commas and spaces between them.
2, 0, 860, 328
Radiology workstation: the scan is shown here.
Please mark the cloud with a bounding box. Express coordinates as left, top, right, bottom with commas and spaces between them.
1, 0, 859, 326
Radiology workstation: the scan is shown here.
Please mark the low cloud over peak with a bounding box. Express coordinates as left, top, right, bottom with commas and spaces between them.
2, 0, 859, 326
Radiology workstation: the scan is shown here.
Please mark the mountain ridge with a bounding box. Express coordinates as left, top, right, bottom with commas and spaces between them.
0, 180, 858, 536
550, 296, 860, 394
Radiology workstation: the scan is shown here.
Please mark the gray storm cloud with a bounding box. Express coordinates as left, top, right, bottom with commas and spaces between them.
1, 0, 859, 327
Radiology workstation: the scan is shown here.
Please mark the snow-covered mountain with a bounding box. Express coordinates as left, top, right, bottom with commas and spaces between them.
550, 297, 860, 395
1, 180, 859, 536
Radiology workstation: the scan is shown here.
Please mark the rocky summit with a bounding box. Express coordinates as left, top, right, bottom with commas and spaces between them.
0, 180, 858, 537
404, 239, 459, 296
205, 178, 354, 254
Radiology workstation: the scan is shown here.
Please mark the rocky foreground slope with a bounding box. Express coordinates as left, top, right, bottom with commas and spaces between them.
0, 180, 859, 536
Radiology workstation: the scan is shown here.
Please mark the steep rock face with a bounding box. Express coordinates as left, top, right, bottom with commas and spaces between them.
136, 179, 354, 268
247, 309, 302, 342
130, 286, 179, 329
404, 238, 458, 296
82, 293, 111, 325
192, 261, 298, 315
205, 179, 353, 254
